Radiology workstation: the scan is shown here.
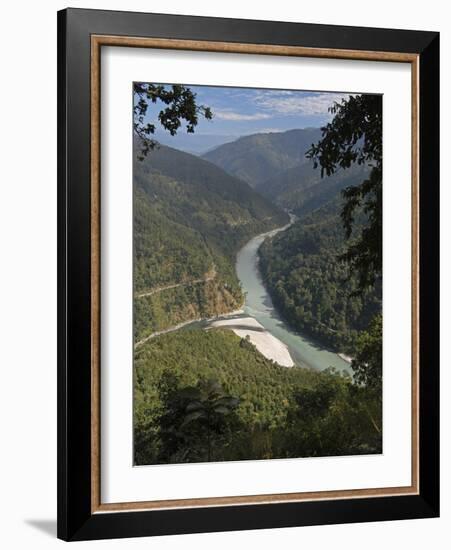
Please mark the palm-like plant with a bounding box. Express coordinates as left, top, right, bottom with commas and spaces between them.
179, 378, 240, 462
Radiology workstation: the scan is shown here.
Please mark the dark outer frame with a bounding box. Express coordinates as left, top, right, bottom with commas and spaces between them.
88, 34, 421, 512
57, 7, 439, 541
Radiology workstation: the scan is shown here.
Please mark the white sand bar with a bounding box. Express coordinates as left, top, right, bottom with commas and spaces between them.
211, 317, 294, 367
210, 317, 262, 329
234, 329, 294, 367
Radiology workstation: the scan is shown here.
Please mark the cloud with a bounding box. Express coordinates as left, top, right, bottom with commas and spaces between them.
213, 109, 272, 121
252, 91, 350, 116
252, 127, 285, 134
210, 91, 351, 122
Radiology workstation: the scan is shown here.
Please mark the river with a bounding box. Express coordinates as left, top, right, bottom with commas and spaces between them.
234, 223, 351, 374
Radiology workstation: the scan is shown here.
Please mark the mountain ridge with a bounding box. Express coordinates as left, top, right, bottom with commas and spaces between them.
203, 128, 322, 189
133, 141, 289, 341
203, 127, 370, 217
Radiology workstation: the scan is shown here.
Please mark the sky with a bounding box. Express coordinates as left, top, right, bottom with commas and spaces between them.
139, 84, 351, 154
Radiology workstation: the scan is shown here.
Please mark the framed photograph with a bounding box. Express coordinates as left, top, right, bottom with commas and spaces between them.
57, 8, 439, 541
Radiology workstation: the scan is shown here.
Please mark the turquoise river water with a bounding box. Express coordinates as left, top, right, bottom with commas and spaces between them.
233, 224, 350, 373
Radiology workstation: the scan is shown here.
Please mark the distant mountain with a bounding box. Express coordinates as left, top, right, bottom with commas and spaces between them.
154, 132, 239, 155
203, 128, 370, 217
134, 142, 289, 341
203, 128, 321, 188
258, 161, 370, 216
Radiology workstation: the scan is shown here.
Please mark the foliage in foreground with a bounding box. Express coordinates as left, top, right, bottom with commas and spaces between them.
307, 94, 382, 291
134, 329, 382, 465
133, 83, 213, 159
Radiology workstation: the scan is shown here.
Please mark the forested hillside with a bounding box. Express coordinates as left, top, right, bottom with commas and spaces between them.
259, 196, 382, 353
258, 161, 369, 216
203, 128, 321, 188
134, 329, 382, 465
134, 142, 289, 342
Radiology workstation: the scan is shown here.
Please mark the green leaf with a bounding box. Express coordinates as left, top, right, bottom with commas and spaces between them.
180, 411, 204, 429
213, 405, 230, 415
214, 397, 239, 408
186, 401, 204, 413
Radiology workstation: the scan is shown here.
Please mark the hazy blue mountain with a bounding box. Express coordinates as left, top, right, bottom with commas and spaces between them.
154, 131, 239, 155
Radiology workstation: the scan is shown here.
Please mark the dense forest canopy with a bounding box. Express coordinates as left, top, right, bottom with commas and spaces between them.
135, 330, 381, 464
259, 197, 382, 354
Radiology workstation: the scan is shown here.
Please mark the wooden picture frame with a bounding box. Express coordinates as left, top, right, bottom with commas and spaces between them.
57, 7, 439, 541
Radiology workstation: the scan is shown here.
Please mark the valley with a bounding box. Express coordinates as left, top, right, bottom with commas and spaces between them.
133, 141, 288, 343
133, 122, 382, 465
